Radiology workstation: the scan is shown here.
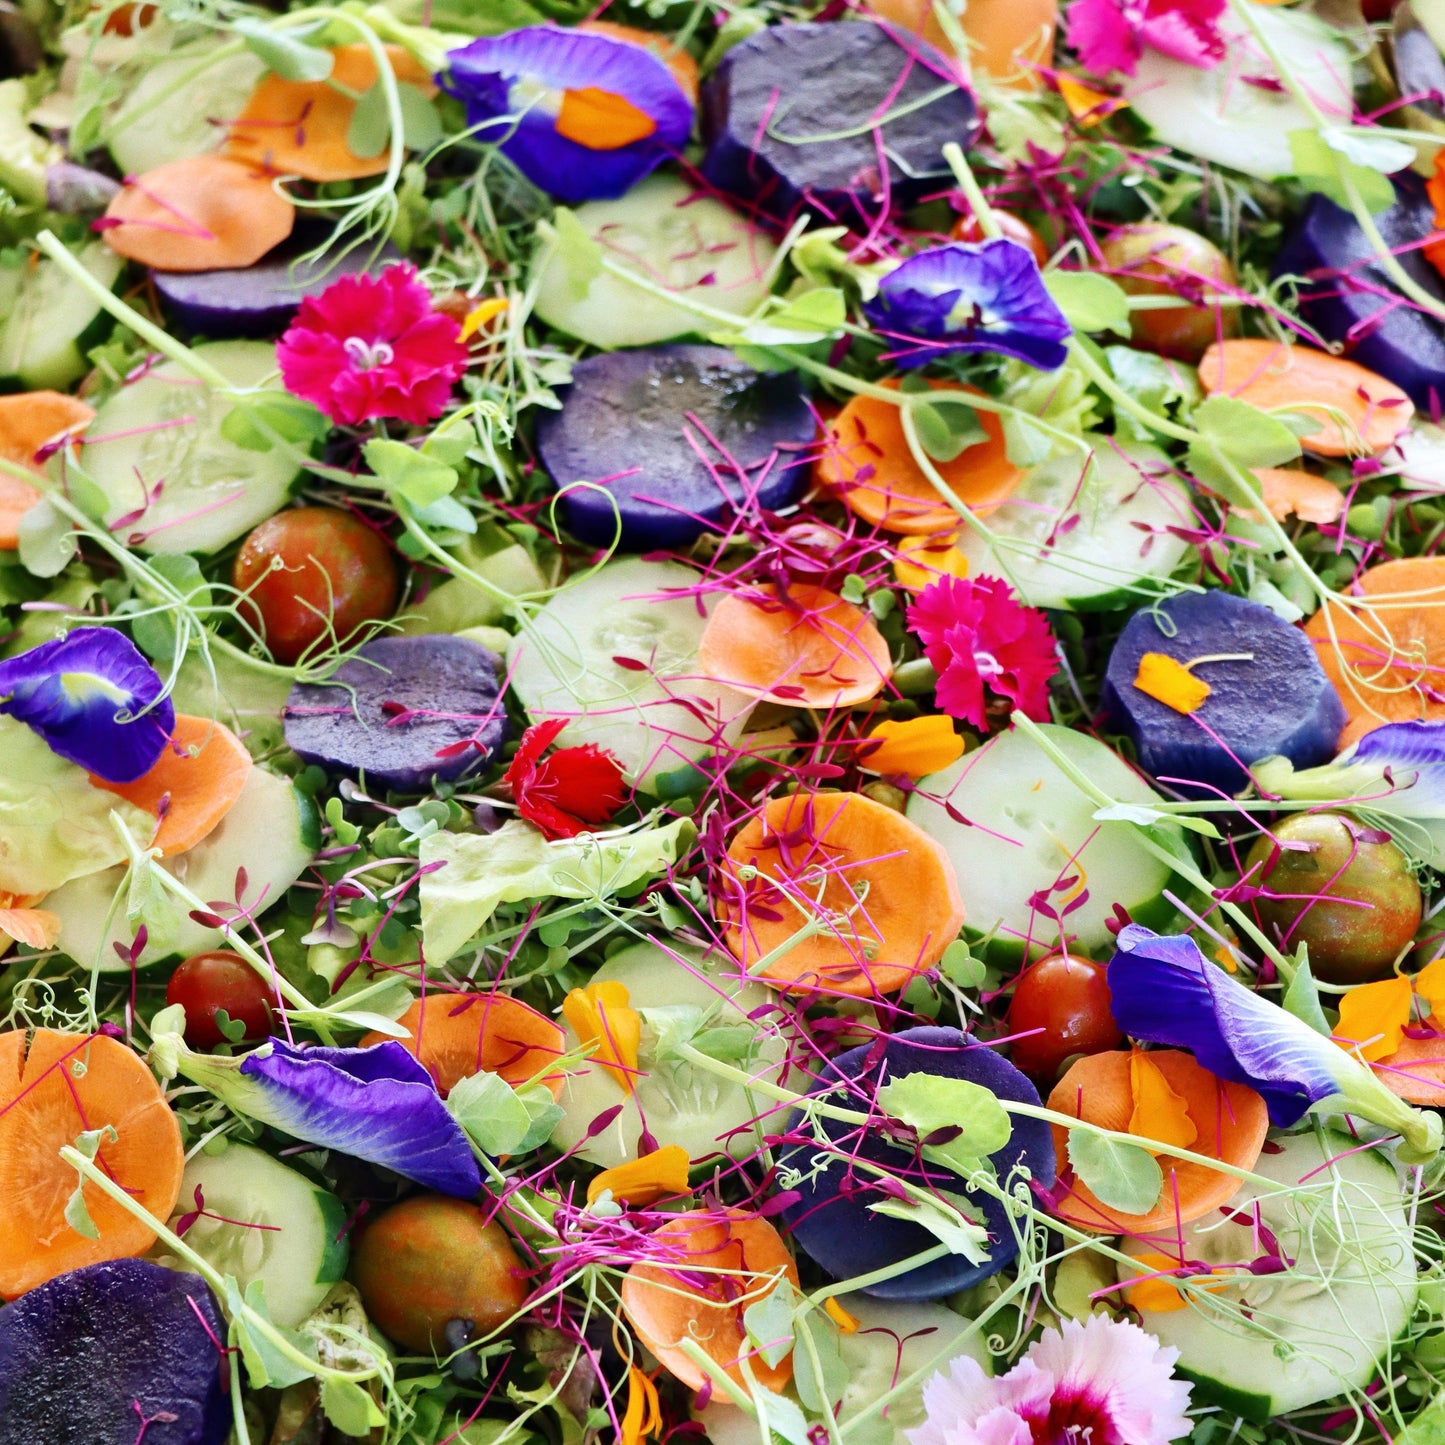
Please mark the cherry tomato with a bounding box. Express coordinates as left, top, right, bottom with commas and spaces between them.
1244, 813, 1422, 984
951, 212, 1051, 268
100, 3, 159, 36
232, 507, 399, 665
1097, 223, 1239, 362
1006, 953, 1122, 1084
166, 952, 275, 1049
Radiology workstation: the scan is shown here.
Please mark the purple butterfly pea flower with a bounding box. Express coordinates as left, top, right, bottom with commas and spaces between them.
0, 628, 173, 783
863, 239, 1072, 371
441, 26, 694, 204
1108, 925, 1441, 1161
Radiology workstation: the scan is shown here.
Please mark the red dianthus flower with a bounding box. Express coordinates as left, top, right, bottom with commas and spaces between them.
505, 719, 628, 841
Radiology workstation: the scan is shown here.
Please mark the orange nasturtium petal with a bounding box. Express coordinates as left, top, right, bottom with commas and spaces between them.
587, 1145, 692, 1206
1133, 653, 1211, 715
562, 980, 643, 1094
1333, 976, 1413, 1063
862, 716, 965, 778
620, 1366, 662, 1445
1125, 1251, 1235, 1313
1127, 1051, 1198, 1152
1414, 958, 1445, 1022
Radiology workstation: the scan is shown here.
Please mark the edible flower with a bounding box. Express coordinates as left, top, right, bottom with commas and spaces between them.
620, 1366, 662, 1445
441, 26, 694, 204
166, 1036, 482, 1197
1330, 963, 1445, 1105
860, 715, 965, 778
907, 1314, 1193, 1445
276, 262, 469, 427
1133, 652, 1211, 715
586, 1144, 691, 1206
0, 629, 173, 784
1108, 925, 1443, 1161
505, 718, 628, 840
1253, 720, 1445, 865
1066, 0, 1226, 79
562, 980, 643, 1094
0, 892, 59, 952
906, 575, 1059, 728
863, 241, 1072, 371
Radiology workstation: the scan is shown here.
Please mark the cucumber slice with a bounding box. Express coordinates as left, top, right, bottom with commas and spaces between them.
1119, 1131, 1417, 1419
509, 557, 754, 788
170, 649, 294, 759
160, 1142, 348, 1329
1123, 5, 1353, 181
532, 173, 779, 349
79, 340, 302, 555
550, 938, 786, 1169
954, 438, 1193, 611
0, 241, 122, 392
906, 724, 1186, 958
49, 765, 318, 971
108, 44, 266, 176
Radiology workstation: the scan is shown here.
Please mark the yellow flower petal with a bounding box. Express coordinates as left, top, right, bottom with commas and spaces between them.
1333, 976, 1413, 1063
563, 980, 643, 1095
586, 1145, 691, 1206
621, 1366, 662, 1445
893, 534, 970, 593
861, 716, 964, 779
1055, 73, 1127, 127
1124, 1252, 1190, 1314
459, 297, 509, 341
1414, 957, 1445, 1022
824, 1297, 860, 1333
1128, 1051, 1198, 1153
1133, 652, 1211, 715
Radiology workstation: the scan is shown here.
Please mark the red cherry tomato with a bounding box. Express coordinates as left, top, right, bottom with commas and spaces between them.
232, 507, 399, 665
100, 3, 159, 36
166, 952, 275, 1049
951, 212, 1051, 268
1005, 953, 1122, 1084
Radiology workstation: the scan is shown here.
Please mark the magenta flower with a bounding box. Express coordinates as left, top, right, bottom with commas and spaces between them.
276, 263, 469, 428
909, 1315, 1193, 1445
1066, 0, 1226, 77
906, 576, 1058, 727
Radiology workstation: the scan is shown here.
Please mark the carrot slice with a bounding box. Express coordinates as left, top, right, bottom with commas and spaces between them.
362, 993, 565, 1099
717, 789, 966, 997
1303, 556, 1445, 746
698, 583, 892, 708
0, 1028, 183, 1297
0, 391, 93, 549
862, 0, 1056, 87
224, 44, 438, 183
88, 715, 252, 858
1197, 338, 1414, 457
816, 380, 1021, 535
620, 1208, 799, 1392
100, 154, 295, 273
1045, 1048, 1267, 1234
1370, 1032, 1445, 1106
579, 20, 700, 99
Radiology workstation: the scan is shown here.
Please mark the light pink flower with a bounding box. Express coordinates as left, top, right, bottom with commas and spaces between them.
908, 1315, 1194, 1445
276, 263, 468, 427
906, 575, 1058, 728
1066, 0, 1226, 77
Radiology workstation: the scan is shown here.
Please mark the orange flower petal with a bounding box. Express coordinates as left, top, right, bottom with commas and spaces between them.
1415, 957, 1445, 1022
562, 980, 643, 1094
459, 297, 509, 341
1124, 1252, 1191, 1313
621, 1366, 662, 1445
861, 716, 965, 778
1241, 467, 1346, 526
824, 1296, 860, 1333
1133, 652, 1211, 715
1333, 976, 1412, 1063
555, 87, 657, 149
0, 908, 60, 950
893, 534, 970, 592
587, 1145, 692, 1206
1128, 1050, 1198, 1152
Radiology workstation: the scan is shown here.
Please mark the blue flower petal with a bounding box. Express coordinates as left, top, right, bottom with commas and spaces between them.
863, 240, 1072, 371
1107, 925, 1341, 1125
239, 1040, 481, 1197
1347, 720, 1445, 809
0, 628, 173, 783
442, 26, 694, 204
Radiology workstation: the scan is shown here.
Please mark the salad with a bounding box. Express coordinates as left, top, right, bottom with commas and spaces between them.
4, 0, 1445, 1440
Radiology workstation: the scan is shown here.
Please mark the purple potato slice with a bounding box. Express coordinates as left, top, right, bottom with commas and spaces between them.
700, 20, 979, 226
45, 162, 122, 214
1272, 176, 1445, 409
284, 635, 508, 793
780, 1027, 1055, 1299
152, 237, 402, 339
536, 344, 815, 550
0, 1259, 228, 1445
1101, 590, 1346, 797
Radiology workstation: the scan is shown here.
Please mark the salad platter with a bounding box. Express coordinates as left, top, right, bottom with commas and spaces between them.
3, 0, 1445, 1440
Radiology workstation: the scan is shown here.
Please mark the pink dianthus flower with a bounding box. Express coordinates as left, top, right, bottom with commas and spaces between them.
1066, 0, 1226, 77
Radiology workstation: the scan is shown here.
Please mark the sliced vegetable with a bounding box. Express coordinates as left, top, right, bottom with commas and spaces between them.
166, 951, 276, 1049
864, 0, 1056, 85
0, 390, 92, 548
0, 241, 122, 392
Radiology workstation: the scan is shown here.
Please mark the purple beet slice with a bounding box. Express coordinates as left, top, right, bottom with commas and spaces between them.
153, 237, 402, 339
284, 635, 508, 792
700, 20, 979, 225
1272, 177, 1445, 410
1101, 590, 1346, 797
536, 345, 815, 550
0, 1258, 228, 1445
780, 1027, 1055, 1299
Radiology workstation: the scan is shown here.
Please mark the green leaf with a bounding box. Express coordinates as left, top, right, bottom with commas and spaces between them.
16, 499, 77, 579
1283, 958, 1332, 1037
1103, 345, 1200, 442
911, 399, 988, 463
792, 1311, 849, 1414
1066, 1129, 1163, 1214
550, 208, 603, 297
233, 17, 335, 81
1398, 1389, 1445, 1445
63, 1183, 98, 1240
939, 939, 986, 988
761, 286, 847, 339
448, 1070, 531, 1154
227, 1278, 316, 1389
1186, 394, 1301, 504
513, 1081, 566, 1152
878, 1072, 1012, 1157
868, 1190, 992, 1264
363, 437, 460, 510
1043, 272, 1130, 338
221, 391, 330, 452
347, 83, 391, 161
1091, 802, 1219, 839
398, 85, 444, 153
1287, 129, 1397, 215
321, 1377, 386, 1435
742, 1280, 797, 1369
